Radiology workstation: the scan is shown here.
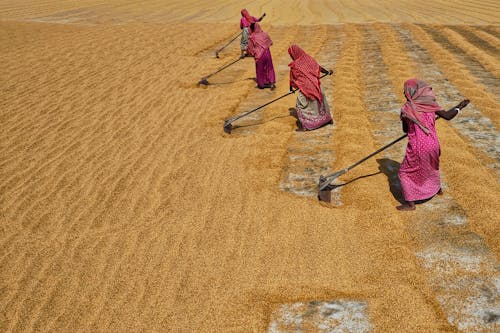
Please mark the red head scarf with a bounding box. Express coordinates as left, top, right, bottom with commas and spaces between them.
288, 44, 322, 102
241, 9, 256, 24
401, 79, 442, 134
247, 23, 273, 61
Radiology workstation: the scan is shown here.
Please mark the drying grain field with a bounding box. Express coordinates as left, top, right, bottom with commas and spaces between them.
1, 1, 499, 332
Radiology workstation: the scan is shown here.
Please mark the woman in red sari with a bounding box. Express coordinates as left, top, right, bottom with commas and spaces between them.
288, 44, 333, 131
397, 78, 469, 210
246, 22, 276, 90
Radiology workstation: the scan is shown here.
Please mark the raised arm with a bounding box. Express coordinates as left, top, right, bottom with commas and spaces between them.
436, 99, 470, 120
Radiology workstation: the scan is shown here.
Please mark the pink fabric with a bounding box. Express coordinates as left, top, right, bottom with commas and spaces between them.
247, 23, 273, 61
255, 48, 276, 87
288, 44, 323, 103
401, 78, 442, 134
399, 79, 442, 202
241, 9, 257, 27
240, 17, 250, 28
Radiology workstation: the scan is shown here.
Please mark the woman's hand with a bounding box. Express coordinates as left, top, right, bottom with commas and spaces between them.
456, 99, 470, 110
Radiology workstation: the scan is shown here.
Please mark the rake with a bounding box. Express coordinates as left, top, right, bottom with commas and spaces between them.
223, 72, 331, 134
224, 90, 295, 134
317, 134, 408, 202
317, 99, 470, 202
215, 32, 242, 58
198, 57, 243, 86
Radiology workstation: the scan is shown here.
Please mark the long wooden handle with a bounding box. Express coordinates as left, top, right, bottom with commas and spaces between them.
215, 32, 243, 54
225, 72, 331, 125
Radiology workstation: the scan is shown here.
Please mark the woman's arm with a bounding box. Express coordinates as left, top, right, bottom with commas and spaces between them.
436, 99, 470, 120
436, 107, 458, 120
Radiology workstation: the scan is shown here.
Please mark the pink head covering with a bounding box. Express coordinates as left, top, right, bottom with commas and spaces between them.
241, 9, 256, 24
247, 23, 273, 61
401, 79, 442, 134
288, 44, 322, 102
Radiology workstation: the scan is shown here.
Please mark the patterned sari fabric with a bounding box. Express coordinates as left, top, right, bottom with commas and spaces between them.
288, 44, 332, 130
295, 90, 331, 130
398, 79, 443, 201
288, 44, 323, 102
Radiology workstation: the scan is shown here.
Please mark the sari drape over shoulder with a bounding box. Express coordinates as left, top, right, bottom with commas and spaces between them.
288, 44, 331, 130
247, 23, 273, 61
288, 44, 323, 103
401, 78, 442, 134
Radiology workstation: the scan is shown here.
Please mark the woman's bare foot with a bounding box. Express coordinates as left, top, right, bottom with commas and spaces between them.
295, 120, 306, 131
396, 201, 415, 211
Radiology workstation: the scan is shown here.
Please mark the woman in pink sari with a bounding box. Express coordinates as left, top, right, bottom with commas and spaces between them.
246, 22, 276, 89
240, 9, 265, 58
288, 44, 333, 131
397, 78, 469, 210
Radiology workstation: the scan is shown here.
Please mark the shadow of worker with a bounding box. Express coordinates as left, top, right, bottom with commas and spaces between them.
377, 158, 405, 204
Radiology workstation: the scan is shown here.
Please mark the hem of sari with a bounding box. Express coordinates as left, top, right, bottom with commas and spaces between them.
399, 173, 441, 202
402, 186, 441, 202
296, 93, 332, 130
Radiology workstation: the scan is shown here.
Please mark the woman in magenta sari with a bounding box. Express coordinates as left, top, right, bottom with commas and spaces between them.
397, 78, 469, 210
288, 44, 333, 131
246, 22, 276, 90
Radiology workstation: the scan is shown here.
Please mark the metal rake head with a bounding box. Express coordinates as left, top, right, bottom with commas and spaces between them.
198, 78, 210, 86
223, 121, 233, 134
317, 170, 346, 202
318, 176, 333, 202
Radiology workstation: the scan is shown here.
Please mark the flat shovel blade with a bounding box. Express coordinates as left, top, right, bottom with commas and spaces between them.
318, 176, 332, 202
